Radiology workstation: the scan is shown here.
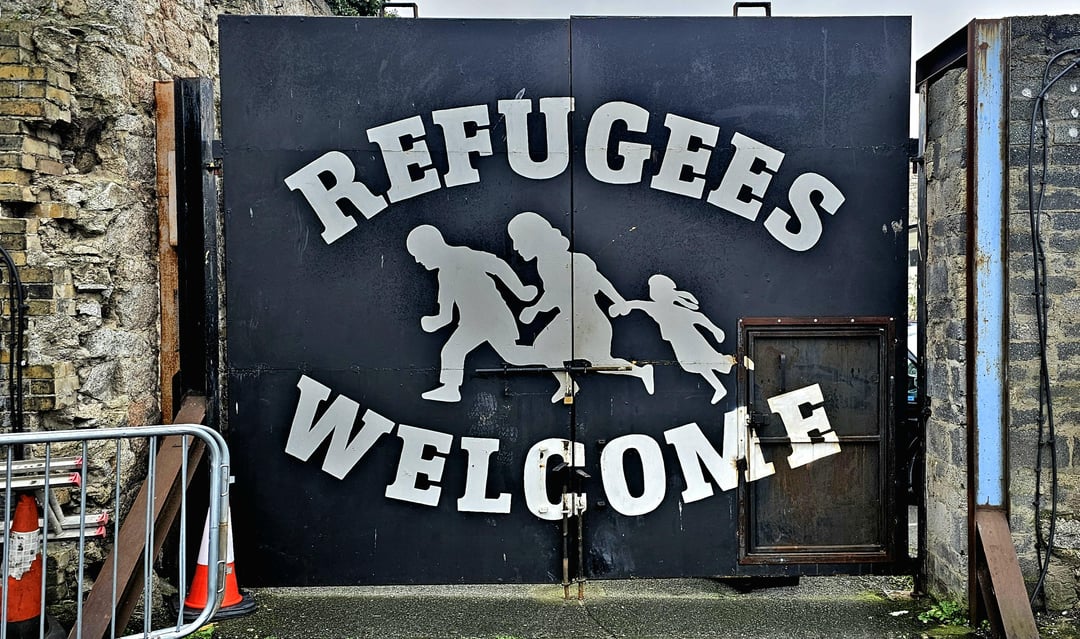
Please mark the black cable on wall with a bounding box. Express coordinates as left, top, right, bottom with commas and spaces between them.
1025, 46, 1080, 609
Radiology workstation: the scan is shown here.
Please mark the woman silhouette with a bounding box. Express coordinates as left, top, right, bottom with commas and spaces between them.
507, 212, 654, 402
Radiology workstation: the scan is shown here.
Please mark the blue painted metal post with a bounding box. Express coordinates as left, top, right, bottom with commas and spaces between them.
970, 21, 1007, 508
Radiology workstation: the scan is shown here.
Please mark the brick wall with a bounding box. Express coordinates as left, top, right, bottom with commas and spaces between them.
0, 30, 79, 428
0, 0, 332, 430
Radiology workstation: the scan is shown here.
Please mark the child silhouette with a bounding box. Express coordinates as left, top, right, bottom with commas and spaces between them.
626, 274, 735, 404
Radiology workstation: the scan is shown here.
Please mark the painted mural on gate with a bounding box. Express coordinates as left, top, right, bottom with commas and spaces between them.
221, 15, 910, 584
279, 97, 846, 520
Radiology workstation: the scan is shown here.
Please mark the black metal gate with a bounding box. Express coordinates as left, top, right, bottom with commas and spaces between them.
219, 15, 911, 586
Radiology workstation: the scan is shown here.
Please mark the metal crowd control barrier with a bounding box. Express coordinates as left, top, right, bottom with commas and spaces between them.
0, 424, 230, 639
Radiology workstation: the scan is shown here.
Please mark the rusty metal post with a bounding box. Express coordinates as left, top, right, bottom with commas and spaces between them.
966, 22, 1008, 620
967, 18, 1008, 514
966, 20, 1039, 637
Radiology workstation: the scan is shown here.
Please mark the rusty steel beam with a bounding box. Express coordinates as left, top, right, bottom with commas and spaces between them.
966, 19, 1028, 630
967, 18, 1008, 511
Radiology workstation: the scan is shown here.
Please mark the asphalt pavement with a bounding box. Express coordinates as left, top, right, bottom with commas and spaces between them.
209, 575, 952, 639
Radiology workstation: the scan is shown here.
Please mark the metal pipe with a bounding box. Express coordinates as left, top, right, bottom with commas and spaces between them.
2, 446, 13, 639
39, 444, 50, 639
76, 439, 88, 639
0, 424, 225, 447
561, 481, 570, 600
144, 435, 157, 637
576, 496, 585, 601
915, 80, 930, 596
112, 438, 122, 639
474, 364, 631, 375
177, 435, 189, 628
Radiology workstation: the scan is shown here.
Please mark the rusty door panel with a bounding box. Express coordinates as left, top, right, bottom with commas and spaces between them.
749, 442, 883, 553
740, 318, 896, 564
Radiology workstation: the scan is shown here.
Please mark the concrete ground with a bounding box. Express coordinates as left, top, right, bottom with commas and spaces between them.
208, 575, 953, 639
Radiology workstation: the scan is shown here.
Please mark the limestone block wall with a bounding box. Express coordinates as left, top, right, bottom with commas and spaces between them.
922, 14, 1080, 612
0, 0, 330, 604
1006, 14, 1080, 611
921, 66, 970, 605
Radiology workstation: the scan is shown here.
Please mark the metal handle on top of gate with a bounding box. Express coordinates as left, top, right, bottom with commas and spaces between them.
733, 2, 772, 16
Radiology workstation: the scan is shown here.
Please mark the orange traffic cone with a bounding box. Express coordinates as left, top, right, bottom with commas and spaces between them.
180, 506, 255, 621
3, 494, 64, 639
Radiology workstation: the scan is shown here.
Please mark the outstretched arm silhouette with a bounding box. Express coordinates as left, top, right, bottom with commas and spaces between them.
421, 283, 454, 332
697, 315, 726, 344
591, 268, 629, 317
484, 256, 538, 303
521, 291, 558, 324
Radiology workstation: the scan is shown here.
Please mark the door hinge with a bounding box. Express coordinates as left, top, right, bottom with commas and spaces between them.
206, 139, 224, 174
907, 137, 923, 174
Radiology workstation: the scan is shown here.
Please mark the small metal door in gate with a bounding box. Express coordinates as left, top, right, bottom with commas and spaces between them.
739, 318, 897, 565
219, 15, 910, 586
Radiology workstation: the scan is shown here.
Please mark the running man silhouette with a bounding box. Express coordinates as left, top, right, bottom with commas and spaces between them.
508, 211, 654, 402
407, 225, 538, 402
626, 274, 735, 404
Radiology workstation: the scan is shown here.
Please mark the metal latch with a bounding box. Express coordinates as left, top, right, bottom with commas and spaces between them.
746, 410, 771, 428
475, 359, 634, 405
474, 359, 631, 376
206, 139, 224, 174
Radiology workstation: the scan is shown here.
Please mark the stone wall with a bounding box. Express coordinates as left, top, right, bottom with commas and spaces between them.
922, 14, 1080, 613
6, 0, 1074, 617
1006, 14, 1080, 611
921, 66, 970, 604
0, 0, 330, 605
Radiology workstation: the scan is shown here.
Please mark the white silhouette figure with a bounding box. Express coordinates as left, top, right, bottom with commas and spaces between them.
508, 212, 654, 402
626, 274, 734, 404
407, 225, 538, 402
